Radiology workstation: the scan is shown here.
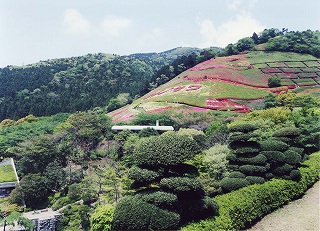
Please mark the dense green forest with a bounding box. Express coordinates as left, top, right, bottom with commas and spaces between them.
0, 29, 320, 230
0, 47, 223, 121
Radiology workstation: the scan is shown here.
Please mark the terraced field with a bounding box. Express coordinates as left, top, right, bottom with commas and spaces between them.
109, 51, 320, 123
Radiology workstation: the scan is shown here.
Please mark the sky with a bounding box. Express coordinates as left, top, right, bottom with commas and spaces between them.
0, 0, 319, 67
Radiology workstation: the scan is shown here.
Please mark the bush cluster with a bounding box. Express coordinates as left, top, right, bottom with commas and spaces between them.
181, 152, 320, 231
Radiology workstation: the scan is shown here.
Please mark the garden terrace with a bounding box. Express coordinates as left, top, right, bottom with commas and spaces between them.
0, 158, 19, 198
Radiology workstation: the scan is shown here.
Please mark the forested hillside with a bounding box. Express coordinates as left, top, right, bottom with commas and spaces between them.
0, 47, 220, 121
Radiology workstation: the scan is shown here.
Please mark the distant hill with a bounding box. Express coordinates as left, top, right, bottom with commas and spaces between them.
0, 47, 214, 121
109, 51, 320, 123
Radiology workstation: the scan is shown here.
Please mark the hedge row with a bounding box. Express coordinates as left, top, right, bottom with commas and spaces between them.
181, 152, 320, 231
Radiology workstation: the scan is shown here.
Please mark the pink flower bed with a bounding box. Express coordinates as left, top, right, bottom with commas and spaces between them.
193, 106, 208, 112
205, 98, 250, 112
185, 85, 201, 91
147, 106, 173, 114
144, 84, 203, 99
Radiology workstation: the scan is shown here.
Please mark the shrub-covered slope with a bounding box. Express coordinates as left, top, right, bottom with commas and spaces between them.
109, 51, 320, 123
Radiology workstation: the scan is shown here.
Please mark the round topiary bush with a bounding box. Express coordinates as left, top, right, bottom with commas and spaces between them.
272, 164, 293, 176
245, 176, 265, 184
229, 141, 260, 150
228, 171, 246, 178
229, 133, 259, 142
135, 190, 178, 208
260, 139, 289, 151
239, 165, 267, 176
160, 177, 204, 196
229, 123, 257, 133
113, 196, 180, 230
273, 127, 301, 138
260, 151, 286, 163
234, 147, 260, 155
283, 150, 301, 165
134, 133, 201, 166
232, 154, 268, 165
220, 177, 250, 192
179, 196, 219, 223
128, 166, 162, 183
289, 169, 302, 181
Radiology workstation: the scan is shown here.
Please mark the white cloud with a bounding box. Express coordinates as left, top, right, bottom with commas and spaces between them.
198, 12, 265, 48
100, 16, 132, 37
63, 9, 90, 36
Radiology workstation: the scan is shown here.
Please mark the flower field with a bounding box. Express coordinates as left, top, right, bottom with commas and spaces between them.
108, 51, 320, 123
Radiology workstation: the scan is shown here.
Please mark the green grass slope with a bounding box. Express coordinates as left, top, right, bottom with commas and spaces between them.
109, 51, 320, 123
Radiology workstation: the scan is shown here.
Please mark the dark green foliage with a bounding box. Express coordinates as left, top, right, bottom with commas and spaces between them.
160, 177, 204, 195
113, 196, 180, 230
234, 147, 260, 155
227, 153, 267, 165
260, 139, 289, 151
273, 127, 301, 138
135, 190, 178, 208
290, 169, 302, 181
236, 37, 255, 52
288, 147, 304, 155
264, 30, 320, 58
264, 93, 277, 109
228, 171, 246, 178
229, 141, 260, 150
220, 178, 250, 192
283, 150, 301, 165
245, 176, 265, 184
229, 132, 259, 142
268, 77, 281, 88
261, 151, 286, 163
115, 132, 218, 229
272, 164, 293, 176
182, 152, 320, 231
128, 166, 161, 183
179, 197, 219, 223
229, 124, 257, 133
133, 133, 201, 166
138, 127, 159, 138
131, 112, 175, 126
239, 165, 267, 176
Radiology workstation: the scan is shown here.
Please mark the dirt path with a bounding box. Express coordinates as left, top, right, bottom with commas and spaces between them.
247, 181, 320, 231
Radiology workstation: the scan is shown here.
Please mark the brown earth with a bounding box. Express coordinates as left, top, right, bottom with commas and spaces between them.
246, 181, 320, 231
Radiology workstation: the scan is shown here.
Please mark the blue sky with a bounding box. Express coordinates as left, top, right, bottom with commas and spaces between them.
0, 0, 319, 67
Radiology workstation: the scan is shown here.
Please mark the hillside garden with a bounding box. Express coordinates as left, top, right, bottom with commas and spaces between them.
0, 90, 318, 230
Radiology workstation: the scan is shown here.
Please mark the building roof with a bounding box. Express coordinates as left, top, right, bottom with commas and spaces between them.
111, 120, 174, 132
0, 158, 19, 184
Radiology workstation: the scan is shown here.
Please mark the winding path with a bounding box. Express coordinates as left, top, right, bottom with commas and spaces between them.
247, 181, 320, 231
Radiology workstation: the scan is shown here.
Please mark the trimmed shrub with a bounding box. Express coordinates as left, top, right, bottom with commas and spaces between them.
229, 124, 257, 133
272, 163, 293, 176
288, 147, 304, 155
229, 141, 260, 150
229, 133, 259, 142
134, 133, 201, 166
234, 147, 260, 155
283, 150, 301, 165
260, 139, 289, 151
179, 196, 219, 223
135, 190, 178, 208
220, 177, 250, 192
273, 127, 300, 138
261, 151, 286, 163
245, 176, 265, 184
239, 165, 267, 176
113, 196, 180, 230
160, 177, 203, 194
228, 171, 246, 178
181, 152, 320, 231
128, 166, 161, 183
228, 154, 267, 165
290, 169, 302, 181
